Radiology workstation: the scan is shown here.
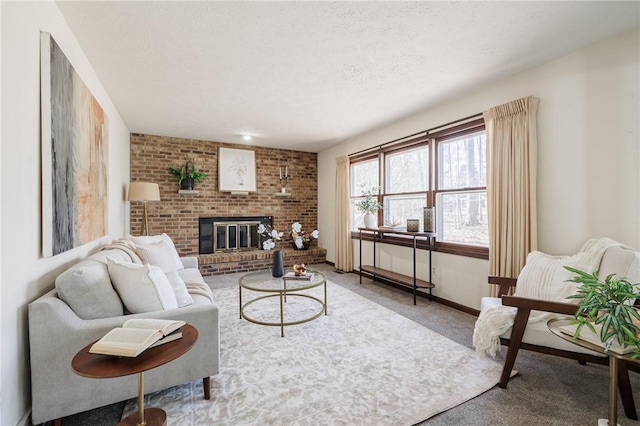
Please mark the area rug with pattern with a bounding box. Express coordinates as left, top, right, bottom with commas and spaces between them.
123, 281, 504, 425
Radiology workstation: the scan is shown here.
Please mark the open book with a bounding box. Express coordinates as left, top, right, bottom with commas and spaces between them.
89, 318, 185, 357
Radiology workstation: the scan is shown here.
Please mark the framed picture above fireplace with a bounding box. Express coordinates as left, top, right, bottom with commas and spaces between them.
219, 147, 257, 193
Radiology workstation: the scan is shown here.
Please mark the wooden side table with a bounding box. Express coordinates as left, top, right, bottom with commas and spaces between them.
548, 318, 638, 426
72, 323, 198, 426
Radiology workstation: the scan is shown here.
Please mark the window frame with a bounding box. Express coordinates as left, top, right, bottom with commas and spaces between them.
381, 143, 431, 228
349, 117, 488, 260
433, 127, 488, 252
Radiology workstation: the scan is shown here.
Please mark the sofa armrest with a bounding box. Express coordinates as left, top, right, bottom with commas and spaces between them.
181, 256, 199, 269
489, 276, 517, 297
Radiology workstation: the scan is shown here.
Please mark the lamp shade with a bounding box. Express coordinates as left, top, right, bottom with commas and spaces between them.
127, 182, 160, 202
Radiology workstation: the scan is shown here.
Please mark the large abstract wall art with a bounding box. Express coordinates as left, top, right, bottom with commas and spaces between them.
40, 32, 109, 257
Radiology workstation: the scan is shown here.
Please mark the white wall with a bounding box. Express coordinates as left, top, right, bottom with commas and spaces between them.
318, 29, 640, 311
1, 2, 130, 425
0, 2, 4, 422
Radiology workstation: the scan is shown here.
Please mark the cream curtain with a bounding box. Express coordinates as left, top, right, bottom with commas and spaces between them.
335, 155, 353, 272
484, 96, 539, 296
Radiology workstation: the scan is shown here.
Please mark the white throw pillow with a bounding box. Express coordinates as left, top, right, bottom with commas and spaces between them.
107, 258, 178, 313
165, 271, 194, 307
135, 239, 183, 273
514, 251, 582, 302
127, 234, 184, 271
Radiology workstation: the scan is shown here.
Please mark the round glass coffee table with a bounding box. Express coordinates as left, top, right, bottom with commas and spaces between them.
239, 270, 327, 337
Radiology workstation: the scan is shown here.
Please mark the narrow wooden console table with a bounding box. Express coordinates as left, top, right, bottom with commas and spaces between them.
358, 227, 435, 305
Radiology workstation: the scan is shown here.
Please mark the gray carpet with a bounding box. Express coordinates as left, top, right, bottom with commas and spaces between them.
122, 282, 507, 424
37, 263, 640, 425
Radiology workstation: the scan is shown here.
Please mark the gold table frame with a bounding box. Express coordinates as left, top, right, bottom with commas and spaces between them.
239, 270, 327, 337
548, 318, 639, 426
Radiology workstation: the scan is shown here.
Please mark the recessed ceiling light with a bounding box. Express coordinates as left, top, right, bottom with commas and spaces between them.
242, 135, 252, 141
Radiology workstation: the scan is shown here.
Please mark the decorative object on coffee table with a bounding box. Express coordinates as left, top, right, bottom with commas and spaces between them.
271, 250, 284, 277
293, 263, 307, 276
423, 207, 435, 233
127, 182, 161, 236
258, 223, 283, 251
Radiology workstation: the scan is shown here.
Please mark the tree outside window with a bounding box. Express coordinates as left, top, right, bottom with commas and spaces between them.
436, 132, 487, 246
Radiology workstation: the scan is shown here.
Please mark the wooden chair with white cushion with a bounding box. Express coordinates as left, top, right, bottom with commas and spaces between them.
474, 242, 640, 420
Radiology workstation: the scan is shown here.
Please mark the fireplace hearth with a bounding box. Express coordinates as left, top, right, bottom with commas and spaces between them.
199, 216, 272, 254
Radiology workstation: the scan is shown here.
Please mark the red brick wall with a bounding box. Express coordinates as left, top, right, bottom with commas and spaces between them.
130, 133, 318, 256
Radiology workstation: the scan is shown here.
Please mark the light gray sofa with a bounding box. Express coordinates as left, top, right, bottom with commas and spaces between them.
28, 247, 220, 425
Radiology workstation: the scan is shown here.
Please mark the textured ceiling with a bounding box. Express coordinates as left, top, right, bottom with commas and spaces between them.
55, 1, 639, 152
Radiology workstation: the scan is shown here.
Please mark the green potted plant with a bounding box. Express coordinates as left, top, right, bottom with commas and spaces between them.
353, 185, 383, 228
565, 266, 640, 356
169, 160, 207, 190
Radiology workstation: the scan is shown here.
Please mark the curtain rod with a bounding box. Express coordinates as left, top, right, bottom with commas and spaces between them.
348, 112, 483, 158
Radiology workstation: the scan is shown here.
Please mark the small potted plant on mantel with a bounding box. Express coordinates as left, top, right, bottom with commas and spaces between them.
565, 266, 640, 356
354, 185, 384, 229
168, 160, 207, 190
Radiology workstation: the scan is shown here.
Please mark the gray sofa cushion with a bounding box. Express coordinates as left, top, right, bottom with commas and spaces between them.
55, 259, 124, 319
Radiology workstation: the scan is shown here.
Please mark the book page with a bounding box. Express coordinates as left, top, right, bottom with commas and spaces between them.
90, 328, 163, 357
148, 330, 183, 349
96, 328, 160, 346
122, 318, 186, 336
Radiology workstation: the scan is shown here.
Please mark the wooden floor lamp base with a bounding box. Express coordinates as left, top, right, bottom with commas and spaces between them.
118, 407, 167, 426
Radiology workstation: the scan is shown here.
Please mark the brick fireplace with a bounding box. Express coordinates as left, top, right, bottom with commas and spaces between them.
129, 133, 326, 275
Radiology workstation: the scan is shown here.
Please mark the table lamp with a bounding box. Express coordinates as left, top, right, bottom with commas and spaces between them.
127, 182, 160, 236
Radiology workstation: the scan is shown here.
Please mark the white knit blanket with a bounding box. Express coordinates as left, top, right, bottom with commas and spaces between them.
186, 281, 214, 303
99, 238, 143, 264
473, 238, 623, 358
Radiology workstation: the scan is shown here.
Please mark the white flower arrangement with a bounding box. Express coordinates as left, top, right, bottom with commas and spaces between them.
290, 222, 319, 250
258, 222, 319, 250
258, 224, 283, 250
